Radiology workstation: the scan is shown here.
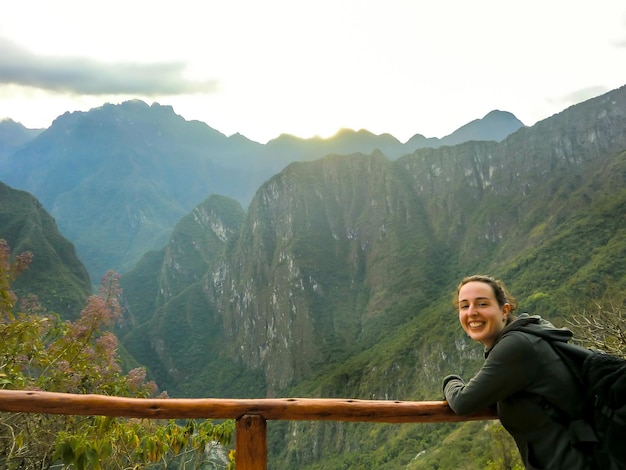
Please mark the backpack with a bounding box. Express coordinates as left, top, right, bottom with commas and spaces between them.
521, 332, 626, 469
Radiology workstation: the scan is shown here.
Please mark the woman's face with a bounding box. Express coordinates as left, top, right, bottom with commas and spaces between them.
458, 281, 510, 348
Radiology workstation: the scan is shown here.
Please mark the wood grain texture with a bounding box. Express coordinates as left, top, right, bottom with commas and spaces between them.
0, 390, 496, 423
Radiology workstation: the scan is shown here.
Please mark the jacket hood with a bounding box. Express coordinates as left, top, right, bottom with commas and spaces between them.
485, 313, 573, 355
503, 313, 573, 343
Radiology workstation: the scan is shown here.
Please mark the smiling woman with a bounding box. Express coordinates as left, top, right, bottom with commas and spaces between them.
443, 274, 598, 469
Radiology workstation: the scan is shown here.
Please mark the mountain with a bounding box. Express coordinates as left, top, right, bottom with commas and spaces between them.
2, 86, 623, 467
117, 84, 626, 468
265, 110, 524, 162
0, 101, 523, 284
118, 194, 262, 397
0, 181, 91, 318
0, 101, 266, 281
441, 109, 524, 146
0, 119, 43, 161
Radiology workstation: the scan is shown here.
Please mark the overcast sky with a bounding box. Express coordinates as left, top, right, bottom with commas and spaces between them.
1, 1, 625, 143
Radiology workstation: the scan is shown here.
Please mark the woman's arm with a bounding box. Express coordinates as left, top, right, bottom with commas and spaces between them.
443, 332, 538, 414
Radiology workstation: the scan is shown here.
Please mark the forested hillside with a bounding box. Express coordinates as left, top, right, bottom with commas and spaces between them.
0, 102, 522, 283
0, 182, 91, 317
117, 86, 626, 468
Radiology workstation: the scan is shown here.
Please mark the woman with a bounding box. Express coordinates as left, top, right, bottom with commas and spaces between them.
442, 275, 595, 469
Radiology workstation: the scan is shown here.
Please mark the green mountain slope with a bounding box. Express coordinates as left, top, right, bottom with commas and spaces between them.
0, 101, 522, 284
0, 101, 264, 282
0, 181, 91, 318
117, 84, 626, 468
119, 194, 259, 396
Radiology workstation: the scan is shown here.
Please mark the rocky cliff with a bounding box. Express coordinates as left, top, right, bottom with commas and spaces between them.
121, 86, 626, 406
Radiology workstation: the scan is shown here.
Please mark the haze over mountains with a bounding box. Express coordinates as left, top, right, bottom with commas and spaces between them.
1, 85, 625, 467
0, 118, 43, 162
0, 101, 523, 282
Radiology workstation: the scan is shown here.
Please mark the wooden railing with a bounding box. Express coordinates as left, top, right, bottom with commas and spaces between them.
0, 389, 497, 469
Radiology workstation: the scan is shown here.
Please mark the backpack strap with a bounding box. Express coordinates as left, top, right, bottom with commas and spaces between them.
530, 392, 599, 450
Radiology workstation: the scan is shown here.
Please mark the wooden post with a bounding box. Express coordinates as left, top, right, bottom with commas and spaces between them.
236, 414, 267, 470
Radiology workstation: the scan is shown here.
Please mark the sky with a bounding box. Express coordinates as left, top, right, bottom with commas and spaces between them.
1, 1, 625, 144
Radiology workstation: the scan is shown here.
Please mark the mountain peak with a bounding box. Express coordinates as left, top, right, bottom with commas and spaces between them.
443, 109, 525, 145
0, 119, 44, 158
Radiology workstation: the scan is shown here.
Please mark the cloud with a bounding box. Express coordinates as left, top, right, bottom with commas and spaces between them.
615, 16, 626, 47
0, 37, 217, 96
559, 86, 610, 106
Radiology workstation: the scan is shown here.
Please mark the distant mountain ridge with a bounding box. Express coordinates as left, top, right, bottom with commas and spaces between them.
0, 118, 44, 161
264, 109, 523, 161
439, 109, 523, 146
0, 100, 523, 282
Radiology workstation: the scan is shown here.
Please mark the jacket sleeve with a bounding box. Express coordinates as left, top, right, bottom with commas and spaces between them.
443, 332, 538, 415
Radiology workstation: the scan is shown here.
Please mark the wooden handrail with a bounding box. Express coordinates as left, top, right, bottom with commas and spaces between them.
0, 390, 497, 469
0, 390, 494, 422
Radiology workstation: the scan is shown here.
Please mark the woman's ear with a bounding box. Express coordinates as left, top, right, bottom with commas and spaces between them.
502, 303, 511, 321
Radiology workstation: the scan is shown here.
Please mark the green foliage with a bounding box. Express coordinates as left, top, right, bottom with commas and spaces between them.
53, 418, 235, 470
405, 421, 523, 470
0, 240, 235, 469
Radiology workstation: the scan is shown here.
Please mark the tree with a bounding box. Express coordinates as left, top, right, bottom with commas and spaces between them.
569, 295, 626, 358
484, 423, 524, 470
0, 239, 235, 469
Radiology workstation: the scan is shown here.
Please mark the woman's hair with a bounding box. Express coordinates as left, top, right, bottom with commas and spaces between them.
454, 274, 518, 313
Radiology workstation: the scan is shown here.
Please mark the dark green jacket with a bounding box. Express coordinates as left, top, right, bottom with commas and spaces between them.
443, 314, 592, 470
